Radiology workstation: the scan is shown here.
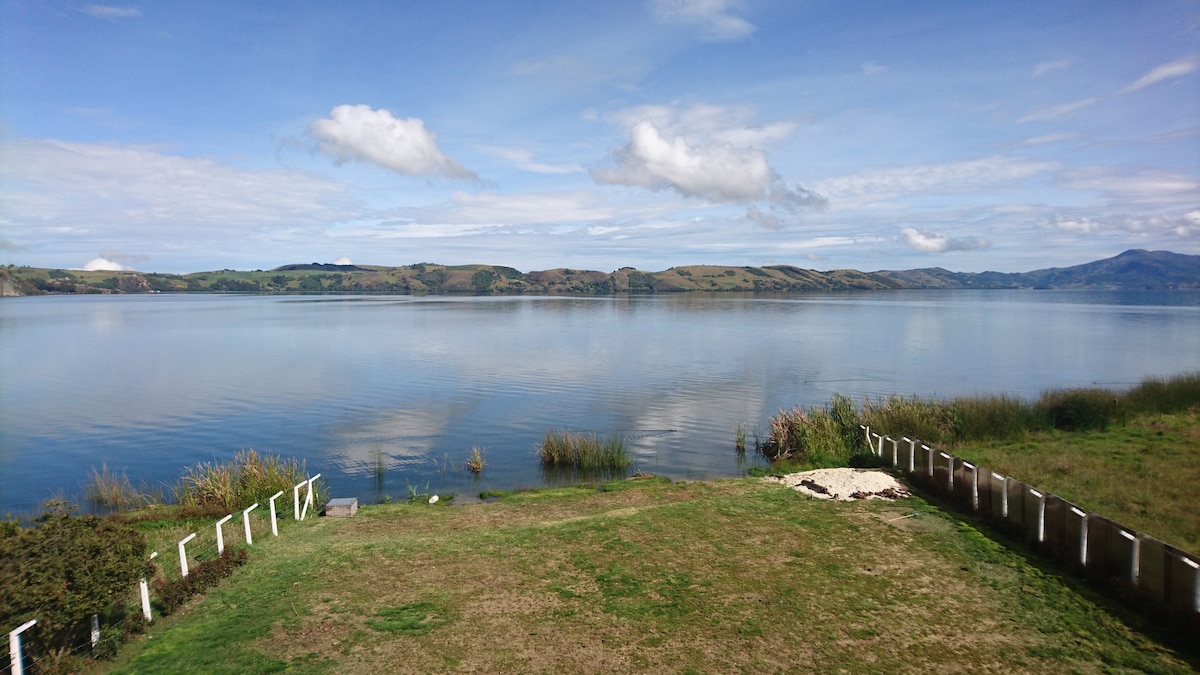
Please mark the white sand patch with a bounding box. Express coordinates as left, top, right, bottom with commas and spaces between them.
765, 468, 911, 501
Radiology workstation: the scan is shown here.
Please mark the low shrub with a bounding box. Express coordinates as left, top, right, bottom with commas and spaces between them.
155, 549, 249, 616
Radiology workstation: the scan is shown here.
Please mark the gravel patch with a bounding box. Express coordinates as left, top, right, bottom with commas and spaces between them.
765, 468, 911, 501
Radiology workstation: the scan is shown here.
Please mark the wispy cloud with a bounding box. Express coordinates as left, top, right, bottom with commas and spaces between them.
861, 62, 888, 76
651, 0, 755, 40
1017, 97, 1097, 123
0, 139, 359, 256
815, 156, 1058, 205
1119, 57, 1199, 94
1032, 59, 1071, 77
478, 146, 583, 175
79, 4, 141, 19
1017, 132, 1079, 146
310, 104, 477, 180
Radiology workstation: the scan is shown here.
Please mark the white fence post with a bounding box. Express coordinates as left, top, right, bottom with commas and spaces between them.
243, 503, 259, 545
90, 613, 100, 649
293, 481, 306, 520
178, 532, 197, 578
300, 474, 322, 521
215, 514, 233, 555
903, 437, 915, 473
1070, 508, 1088, 566
140, 551, 157, 622
9, 619, 36, 675
269, 491, 284, 536
1184, 557, 1200, 613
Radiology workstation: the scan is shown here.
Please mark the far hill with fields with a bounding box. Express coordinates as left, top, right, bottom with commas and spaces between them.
1, 249, 1197, 296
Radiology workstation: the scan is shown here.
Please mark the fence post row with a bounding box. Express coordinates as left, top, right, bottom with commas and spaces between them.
880, 430, 1200, 617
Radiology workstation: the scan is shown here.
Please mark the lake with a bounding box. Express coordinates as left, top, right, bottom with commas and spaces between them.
2, 290, 1198, 515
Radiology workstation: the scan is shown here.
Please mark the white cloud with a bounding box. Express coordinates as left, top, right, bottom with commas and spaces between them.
651, 0, 755, 40
80, 257, 133, 271
592, 119, 774, 202
592, 105, 825, 212
899, 227, 989, 253
310, 104, 477, 180
1032, 59, 1071, 77
79, 5, 141, 19
1017, 97, 1097, 123
745, 206, 781, 230
1119, 57, 1199, 94
332, 256, 353, 265
1060, 167, 1200, 206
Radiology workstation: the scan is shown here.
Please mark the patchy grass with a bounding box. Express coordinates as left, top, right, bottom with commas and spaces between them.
948, 408, 1200, 552
103, 478, 1196, 674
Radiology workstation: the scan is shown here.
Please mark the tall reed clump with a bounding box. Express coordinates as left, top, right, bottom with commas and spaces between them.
1121, 372, 1200, 415
84, 464, 158, 512
174, 449, 310, 513
859, 394, 959, 444
1034, 388, 1115, 432
949, 394, 1042, 441
538, 430, 630, 470
466, 446, 487, 474
763, 395, 861, 465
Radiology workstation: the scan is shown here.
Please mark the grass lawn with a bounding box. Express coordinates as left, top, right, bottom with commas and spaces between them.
947, 409, 1200, 553
100, 477, 1196, 674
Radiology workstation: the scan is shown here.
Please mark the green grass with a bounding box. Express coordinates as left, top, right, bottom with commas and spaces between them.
100, 479, 1196, 674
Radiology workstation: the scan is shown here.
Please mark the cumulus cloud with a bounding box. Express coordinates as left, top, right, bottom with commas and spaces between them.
310, 104, 477, 180
592, 105, 826, 217
1120, 57, 1198, 94
80, 257, 133, 271
900, 227, 989, 253
79, 4, 141, 19
332, 256, 353, 265
1041, 211, 1200, 238
651, 0, 755, 40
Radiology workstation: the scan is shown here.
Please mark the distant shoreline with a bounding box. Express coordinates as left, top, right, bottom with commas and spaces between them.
3, 248, 1197, 296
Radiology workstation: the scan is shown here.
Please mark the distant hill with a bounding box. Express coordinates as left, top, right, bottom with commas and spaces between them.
875, 249, 1200, 290
3, 249, 1196, 296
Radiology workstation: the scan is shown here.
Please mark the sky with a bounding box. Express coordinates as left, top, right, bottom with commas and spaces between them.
1, 0, 1198, 274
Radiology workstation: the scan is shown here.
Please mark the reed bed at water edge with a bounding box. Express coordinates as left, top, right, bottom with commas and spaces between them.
538, 430, 631, 469
173, 449, 315, 512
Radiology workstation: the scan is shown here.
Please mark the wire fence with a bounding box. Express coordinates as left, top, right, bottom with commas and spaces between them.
4, 476, 323, 674
860, 426, 1200, 618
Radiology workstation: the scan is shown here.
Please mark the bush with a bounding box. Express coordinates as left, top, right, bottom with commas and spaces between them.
0, 502, 153, 660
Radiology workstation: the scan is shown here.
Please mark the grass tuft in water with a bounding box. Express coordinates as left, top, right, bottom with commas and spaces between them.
173, 449, 311, 513
83, 464, 158, 512
465, 446, 487, 474
538, 430, 630, 470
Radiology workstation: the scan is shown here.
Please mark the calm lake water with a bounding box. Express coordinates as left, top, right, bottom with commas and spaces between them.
2, 291, 1198, 515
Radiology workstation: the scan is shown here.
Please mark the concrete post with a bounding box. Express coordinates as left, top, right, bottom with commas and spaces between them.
293, 481, 306, 520
903, 437, 915, 473
178, 532, 197, 578
1118, 529, 1140, 583
1184, 557, 1200, 613
887, 437, 898, 467
300, 474, 322, 521
9, 619, 36, 675
963, 462, 978, 510
243, 503, 259, 545
215, 514, 233, 555
90, 613, 99, 649
1029, 489, 1045, 543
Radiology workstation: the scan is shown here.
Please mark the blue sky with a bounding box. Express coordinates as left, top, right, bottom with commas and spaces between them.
1, 0, 1197, 274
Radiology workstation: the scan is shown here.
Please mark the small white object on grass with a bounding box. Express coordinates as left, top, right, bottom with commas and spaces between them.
429, 495, 439, 504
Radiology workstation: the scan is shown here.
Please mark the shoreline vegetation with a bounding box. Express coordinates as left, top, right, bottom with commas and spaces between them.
2, 249, 1198, 297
